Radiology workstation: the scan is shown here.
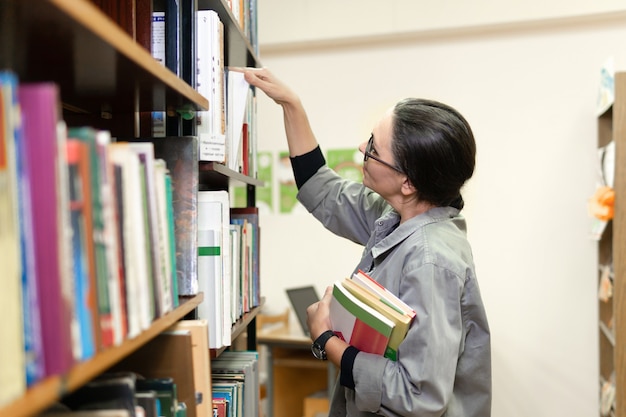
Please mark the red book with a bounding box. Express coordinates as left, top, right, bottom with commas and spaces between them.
212, 397, 228, 417
19, 83, 74, 377
329, 280, 394, 357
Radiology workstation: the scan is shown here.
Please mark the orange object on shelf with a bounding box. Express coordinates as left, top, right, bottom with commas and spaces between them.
589, 185, 615, 221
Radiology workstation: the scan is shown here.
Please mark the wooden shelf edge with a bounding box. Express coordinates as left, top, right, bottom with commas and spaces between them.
199, 161, 265, 187
210, 302, 264, 358
49, 0, 208, 110
1, 293, 204, 417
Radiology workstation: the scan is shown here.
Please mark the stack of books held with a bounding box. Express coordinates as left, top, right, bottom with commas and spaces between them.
330, 270, 416, 361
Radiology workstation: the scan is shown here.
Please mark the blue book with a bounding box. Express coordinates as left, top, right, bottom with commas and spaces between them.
1, 71, 44, 387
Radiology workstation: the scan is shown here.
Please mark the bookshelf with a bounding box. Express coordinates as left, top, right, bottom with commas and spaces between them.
0, 294, 203, 417
0, 0, 263, 416
597, 71, 626, 417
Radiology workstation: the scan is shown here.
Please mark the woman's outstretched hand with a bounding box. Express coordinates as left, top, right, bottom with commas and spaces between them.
230, 67, 298, 107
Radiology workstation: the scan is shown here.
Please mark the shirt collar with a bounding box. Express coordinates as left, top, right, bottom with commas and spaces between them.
371, 206, 460, 258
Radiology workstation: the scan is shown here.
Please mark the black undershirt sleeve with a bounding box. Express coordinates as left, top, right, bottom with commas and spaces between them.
340, 345, 360, 389
289, 145, 326, 189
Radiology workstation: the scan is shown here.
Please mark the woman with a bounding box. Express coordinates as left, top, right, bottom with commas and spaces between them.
237, 67, 491, 417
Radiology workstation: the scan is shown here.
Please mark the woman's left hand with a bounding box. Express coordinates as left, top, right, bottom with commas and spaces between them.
306, 286, 334, 341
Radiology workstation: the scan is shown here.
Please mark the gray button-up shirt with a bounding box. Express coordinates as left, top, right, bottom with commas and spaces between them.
298, 166, 491, 417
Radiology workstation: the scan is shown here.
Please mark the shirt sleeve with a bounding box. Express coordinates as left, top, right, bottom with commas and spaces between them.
340, 346, 360, 389
289, 145, 326, 189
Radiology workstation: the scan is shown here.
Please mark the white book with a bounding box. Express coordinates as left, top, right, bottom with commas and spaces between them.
198, 199, 223, 349
229, 224, 241, 322
197, 10, 226, 162
198, 190, 231, 347
107, 144, 152, 336
153, 159, 173, 314
126, 142, 168, 318
226, 69, 251, 171
96, 131, 124, 346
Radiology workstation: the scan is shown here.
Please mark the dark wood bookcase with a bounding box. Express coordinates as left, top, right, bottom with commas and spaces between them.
0, 0, 263, 415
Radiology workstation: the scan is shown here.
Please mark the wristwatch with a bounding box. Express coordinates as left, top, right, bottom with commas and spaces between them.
311, 330, 336, 360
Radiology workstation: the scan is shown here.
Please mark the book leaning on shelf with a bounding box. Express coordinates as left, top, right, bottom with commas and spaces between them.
330, 271, 416, 361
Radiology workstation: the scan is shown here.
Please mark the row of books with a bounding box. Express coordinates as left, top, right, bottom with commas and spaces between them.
0, 72, 186, 407
330, 270, 417, 362
0, 71, 261, 407
39, 372, 186, 417
225, 0, 259, 55
211, 351, 260, 417
197, 190, 261, 349
150, 2, 258, 177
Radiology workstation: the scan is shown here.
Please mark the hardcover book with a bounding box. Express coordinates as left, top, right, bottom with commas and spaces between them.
107, 143, 153, 336
68, 126, 113, 351
0, 70, 26, 406
19, 82, 75, 378
65, 138, 97, 362
169, 320, 212, 417
341, 277, 413, 361
124, 142, 171, 318
110, 332, 196, 417
127, 137, 199, 297
230, 207, 261, 312
329, 280, 395, 358
61, 372, 137, 415
198, 190, 231, 348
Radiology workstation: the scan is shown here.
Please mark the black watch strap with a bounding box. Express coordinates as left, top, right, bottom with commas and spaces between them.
311, 330, 336, 360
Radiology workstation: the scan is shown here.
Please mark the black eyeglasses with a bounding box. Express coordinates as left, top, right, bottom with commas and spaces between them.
364, 135, 403, 173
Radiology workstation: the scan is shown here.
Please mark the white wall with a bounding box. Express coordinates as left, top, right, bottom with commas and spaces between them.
259, 0, 626, 47
253, 4, 626, 417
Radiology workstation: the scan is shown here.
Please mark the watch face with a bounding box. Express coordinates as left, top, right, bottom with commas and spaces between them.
311, 343, 326, 360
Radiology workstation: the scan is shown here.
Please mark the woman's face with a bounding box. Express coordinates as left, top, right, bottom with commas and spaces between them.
359, 109, 405, 197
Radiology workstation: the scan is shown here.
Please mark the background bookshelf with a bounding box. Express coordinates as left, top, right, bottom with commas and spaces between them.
0, 0, 263, 416
597, 71, 626, 417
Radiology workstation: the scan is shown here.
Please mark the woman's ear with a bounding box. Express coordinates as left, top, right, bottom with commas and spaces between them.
401, 177, 417, 196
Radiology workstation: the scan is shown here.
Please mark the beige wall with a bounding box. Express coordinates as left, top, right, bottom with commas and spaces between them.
254, 4, 626, 417
259, 0, 626, 47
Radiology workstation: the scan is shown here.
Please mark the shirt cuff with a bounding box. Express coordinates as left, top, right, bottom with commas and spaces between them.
339, 346, 360, 389
290, 146, 326, 189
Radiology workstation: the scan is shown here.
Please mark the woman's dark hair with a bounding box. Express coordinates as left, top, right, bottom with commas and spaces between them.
391, 98, 476, 209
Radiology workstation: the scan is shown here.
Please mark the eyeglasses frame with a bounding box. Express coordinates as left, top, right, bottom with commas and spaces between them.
364, 134, 404, 173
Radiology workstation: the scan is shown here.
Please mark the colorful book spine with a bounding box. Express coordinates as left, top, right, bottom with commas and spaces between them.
65, 139, 96, 361
142, 136, 199, 296
96, 131, 127, 345
69, 127, 114, 349
6, 72, 45, 386
0, 71, 27, 405
18, 82, 74, 377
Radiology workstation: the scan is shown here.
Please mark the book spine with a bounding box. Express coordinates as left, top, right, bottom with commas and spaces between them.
19, 83, 74, 377
0, 70, 27, 405
65, 139, 96, 362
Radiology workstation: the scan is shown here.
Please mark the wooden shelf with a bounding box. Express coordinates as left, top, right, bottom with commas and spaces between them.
0, 293, 204, 417
597, 72, 626, 417
0, 0, 207, 116
211, 302, 264, 358
199, 161, 265, 189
